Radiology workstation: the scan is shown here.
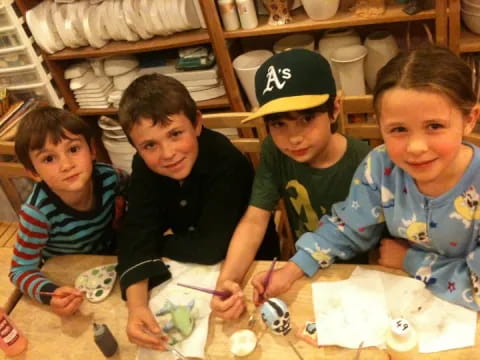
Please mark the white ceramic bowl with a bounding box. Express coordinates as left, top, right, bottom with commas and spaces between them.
273, 33, 315, 54
104, 55, 139, 76
302, 0, 340, 21
462, 9, 480, 35
462, 0, 480, 13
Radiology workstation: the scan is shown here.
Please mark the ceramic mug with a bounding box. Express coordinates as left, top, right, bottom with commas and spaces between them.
330, 45, 368, 96
364, 31, 398, 91
318, 28, 361, 90
233, 50, 273, 107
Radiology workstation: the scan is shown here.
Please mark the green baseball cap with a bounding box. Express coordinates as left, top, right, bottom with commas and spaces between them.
242, 49, 336, 123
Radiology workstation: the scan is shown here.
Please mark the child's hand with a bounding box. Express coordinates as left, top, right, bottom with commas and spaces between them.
127, 305, 169, 351
210, 280, 245, 320
378, 238, 410, 270
49, 286, 83, 316
251, 262, 304, 306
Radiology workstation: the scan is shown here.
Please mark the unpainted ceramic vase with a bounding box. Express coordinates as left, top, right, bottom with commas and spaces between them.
262, 0, 293, 25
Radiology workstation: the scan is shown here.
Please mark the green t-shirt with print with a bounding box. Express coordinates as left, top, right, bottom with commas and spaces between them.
250, 135, 371, 239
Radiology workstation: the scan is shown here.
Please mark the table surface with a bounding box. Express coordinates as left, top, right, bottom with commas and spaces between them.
8, 255, 480, 359
0, 247, 21, 313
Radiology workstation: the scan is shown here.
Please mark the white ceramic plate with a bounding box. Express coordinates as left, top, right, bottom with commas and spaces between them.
69, 70, 96, 90
104, 55, 139, 76
82, 5, 108, 48
192, 0, 206, 28
114, 0, 139, 41
74, 82, 112, 95
182, 0, 201, 29
64, 61, 91, 79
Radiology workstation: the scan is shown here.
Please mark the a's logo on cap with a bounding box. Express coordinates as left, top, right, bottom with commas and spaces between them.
262, 65, 292, 95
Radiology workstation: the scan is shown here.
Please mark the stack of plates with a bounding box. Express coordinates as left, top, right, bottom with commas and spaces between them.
65, 62, 113, 108
139, 61, 226, 102
26, 0, 204, 53
98, 116, 135, 173
65, 55, 140, 109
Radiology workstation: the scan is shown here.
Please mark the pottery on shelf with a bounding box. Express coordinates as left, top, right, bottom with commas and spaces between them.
263, 0, 293, 25
318, 28, 361, 90
364, 31, 399, 91
301, 0, 340, 21
330, 44, 368, 96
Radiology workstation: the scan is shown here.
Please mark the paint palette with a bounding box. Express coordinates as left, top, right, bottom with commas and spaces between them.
74, 263, 117, 303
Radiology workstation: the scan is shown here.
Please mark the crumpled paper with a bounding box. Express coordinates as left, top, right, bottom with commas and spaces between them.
312, 266, 477, 353
137, 260, 221, 360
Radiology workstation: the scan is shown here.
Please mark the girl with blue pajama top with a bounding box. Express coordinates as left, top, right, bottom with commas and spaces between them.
250, 46, 480, 311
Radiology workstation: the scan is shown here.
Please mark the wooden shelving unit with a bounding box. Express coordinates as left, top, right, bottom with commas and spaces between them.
45, 29, 211, 60
224, 4, 436, 39
75, 95, 230, 117
448, 0, 480, 54
14, 0, 449, 118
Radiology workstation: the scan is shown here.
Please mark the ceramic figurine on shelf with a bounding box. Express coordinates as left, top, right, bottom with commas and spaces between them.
402, 0, 424, 15
156, 300, 196, 345
261, 297, 291, 336
263, 0, 293, 25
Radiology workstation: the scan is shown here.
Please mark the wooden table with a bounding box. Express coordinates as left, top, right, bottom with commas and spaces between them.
0, 221, 18, 247
0, 247, 21, 313
8, 256, 480, 359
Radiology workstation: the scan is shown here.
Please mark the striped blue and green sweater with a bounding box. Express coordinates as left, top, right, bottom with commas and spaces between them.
9, 163, 127, 304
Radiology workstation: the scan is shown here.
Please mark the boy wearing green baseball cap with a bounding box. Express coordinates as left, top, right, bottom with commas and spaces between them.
211, 49, 370, 319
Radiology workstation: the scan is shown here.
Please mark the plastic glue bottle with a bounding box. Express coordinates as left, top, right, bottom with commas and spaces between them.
93, 322, 118, 357
385, 318, 418, 360
0, 307, 28, 357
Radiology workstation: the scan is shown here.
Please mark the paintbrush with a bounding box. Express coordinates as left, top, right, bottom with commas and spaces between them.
37, 291, 83, 297
248, 257, 278, 328
261, 256, 278, 299
177, 282, 232, 299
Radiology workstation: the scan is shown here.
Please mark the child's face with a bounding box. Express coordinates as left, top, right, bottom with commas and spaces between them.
129, 112, 202, 181
379, 88, 477, 195
28, 130, 95, 199
268, 111, 335, 168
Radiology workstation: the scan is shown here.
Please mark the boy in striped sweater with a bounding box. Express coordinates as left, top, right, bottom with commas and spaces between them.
9, 106, 128, 316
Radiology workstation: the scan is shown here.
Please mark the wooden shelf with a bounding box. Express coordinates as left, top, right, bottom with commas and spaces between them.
45, 29, 210, 60
459, 28, 480, 53
224, 5, 436, 39
74, 95, 230, 116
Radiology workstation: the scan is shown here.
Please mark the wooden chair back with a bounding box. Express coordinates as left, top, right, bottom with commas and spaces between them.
338, 94, 480, 147
338, 95, 383, 147
0, 141, 29, 214
202, 112, 266, 156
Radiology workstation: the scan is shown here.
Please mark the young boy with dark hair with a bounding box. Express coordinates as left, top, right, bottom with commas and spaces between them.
116, 74, 278, 350
10, 106, 127, 316
211, 49, 371, 319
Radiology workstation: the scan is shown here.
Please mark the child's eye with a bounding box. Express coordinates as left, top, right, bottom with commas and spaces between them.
428, 123, 444, 130
143, 142, 156, 150
42, 155, 54, 163
302, 114, 315, 123
390, 127, 407, 133
70, 145, 80, 153
270, 120, 284, 129
171, 130, 183, 138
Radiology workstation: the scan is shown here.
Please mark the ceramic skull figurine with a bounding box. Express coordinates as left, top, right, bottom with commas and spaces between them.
261, 297, 291, 336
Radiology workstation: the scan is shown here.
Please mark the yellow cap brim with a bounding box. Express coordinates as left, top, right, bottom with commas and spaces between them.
241, 94, 330, 123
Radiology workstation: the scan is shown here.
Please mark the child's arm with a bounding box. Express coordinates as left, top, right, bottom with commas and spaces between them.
211, 205, 271, 319
402, 246, 480, 311
116, 156, 172, 299
125, 280, 169, 350
159, 152, 254, 264
9, 205, 58, 304
291, 152, 387, 278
